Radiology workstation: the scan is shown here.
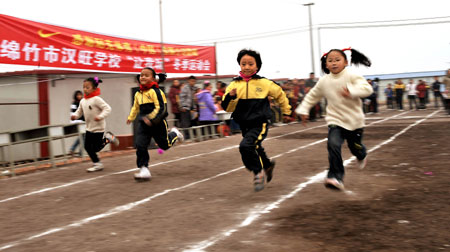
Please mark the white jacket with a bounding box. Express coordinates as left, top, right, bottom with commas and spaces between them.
72, 96, 111, 132
296, 68, 373, 131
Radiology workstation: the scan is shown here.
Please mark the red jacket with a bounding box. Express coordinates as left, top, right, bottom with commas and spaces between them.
168, 85, 181, 113
416, 83, 427, 98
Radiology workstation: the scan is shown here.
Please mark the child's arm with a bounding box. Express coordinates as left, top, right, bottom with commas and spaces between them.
71, 101, 84, 120
221, 82, 238, 112
346, 74, 373, 98
95, 97, 112, 121
269, 82, 291, 118
127, 93, 140, 124
296, 80, 323, 115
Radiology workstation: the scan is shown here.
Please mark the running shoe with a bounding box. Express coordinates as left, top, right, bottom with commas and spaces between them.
170, 127, 184, 143
264, 160, 275, 183
324, 178, 345, 191
86, 162, 104, 172
105, 131, 120, 146
254, 171, 265, 192
134, 166, 151, 182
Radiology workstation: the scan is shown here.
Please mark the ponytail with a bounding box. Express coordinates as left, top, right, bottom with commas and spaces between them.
85, 77, 103, 88
320, 47, 371, 74
143, 67, 167, 84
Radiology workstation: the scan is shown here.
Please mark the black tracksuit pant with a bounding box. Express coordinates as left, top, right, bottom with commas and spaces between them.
135, 118, 177, 168
239, 121, 271, 175
327, 125, 367, 181
84, 131, 107, 163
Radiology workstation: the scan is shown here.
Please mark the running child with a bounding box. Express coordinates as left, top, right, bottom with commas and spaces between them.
296, 47, 373, 191
71, 77, 119, 172
127, 67, 184, 182
221, 49, 291, 192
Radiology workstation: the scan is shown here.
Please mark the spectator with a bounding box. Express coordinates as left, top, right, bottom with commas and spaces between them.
69, 90, 84, 156
214, 81, 227, 98
416, 80, 427, 109
384, 83, 394, 109
367, 79, 379, 113
432, 76, 445, 108
196, 81, 218, 135
179, 75, 198, 138
168, 79, 181, 127
406, 79, 418, 110
394, 79, 405, 111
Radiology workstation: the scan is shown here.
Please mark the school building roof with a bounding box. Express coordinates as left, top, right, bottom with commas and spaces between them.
364, 70, 447, 80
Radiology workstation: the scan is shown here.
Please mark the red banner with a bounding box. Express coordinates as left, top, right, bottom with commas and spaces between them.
0, 14, 216, 74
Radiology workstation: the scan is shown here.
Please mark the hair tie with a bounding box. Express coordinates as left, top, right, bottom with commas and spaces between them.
322, 47, 352, 57
94, 77, 99, 83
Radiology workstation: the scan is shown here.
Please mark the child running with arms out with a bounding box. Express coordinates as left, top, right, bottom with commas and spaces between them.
127, 67, 184, 182
296, 48, 373, 191
222, 49, 291, 192
71, 77, 119, 172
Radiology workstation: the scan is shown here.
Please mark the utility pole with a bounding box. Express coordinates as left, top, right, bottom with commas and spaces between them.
303, 2, 315, 75
159, 0, 166, 73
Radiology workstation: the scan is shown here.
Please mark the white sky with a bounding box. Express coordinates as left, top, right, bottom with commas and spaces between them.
1, 0, 450, 78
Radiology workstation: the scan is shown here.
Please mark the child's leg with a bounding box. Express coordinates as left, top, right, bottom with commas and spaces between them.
327, 125, 346, 181
84, 131, 104, 163
153, 119, 177, 150
239, 123, 269, 175
346, 128, 367, 161
135, 122, 153, 168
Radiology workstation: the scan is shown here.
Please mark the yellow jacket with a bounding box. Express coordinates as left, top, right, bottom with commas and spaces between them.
128, 87, 168, 125
222, 75, 291, 123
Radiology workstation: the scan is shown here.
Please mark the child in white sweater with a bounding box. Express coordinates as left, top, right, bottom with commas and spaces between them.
71, 77, 119, 172
296, 48, 373, 190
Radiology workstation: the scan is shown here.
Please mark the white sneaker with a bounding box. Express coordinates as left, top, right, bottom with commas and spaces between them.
324, 178, 344, 191
105, 131, 120, 146
170, 127, 184, 143
86, 162, 104, 172
134, 166, 151, 181
357, 156, 368, 169
253, 171, 265, 192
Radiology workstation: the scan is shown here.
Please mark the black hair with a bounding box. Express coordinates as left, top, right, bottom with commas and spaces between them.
203, 82, 211, 89
73, 90, 83, 101
188, 75, 196, 80
320, 48, 371, 74
220, 82, 227, 89
84, 77, 103, 88
237, 49, 262, 73
141, 67, 167, 84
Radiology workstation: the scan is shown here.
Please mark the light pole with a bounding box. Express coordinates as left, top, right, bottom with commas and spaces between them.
303, 2, 315, 75
159, 0, 166, 73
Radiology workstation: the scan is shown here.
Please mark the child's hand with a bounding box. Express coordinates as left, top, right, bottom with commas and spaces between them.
229, 88, 237, 96
126, 119, 132, 125
300, 114, 309, 127
143, 117, 152, 126
94, 116, 101, 121
341, 87, 351, 98
70, 115, 77, 120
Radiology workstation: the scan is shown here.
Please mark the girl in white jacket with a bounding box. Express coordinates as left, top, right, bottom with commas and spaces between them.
71, 77, 119, 172
296, 48, 373, 191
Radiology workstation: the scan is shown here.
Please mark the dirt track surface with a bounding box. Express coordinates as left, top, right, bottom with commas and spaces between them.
1, 109, 449, 252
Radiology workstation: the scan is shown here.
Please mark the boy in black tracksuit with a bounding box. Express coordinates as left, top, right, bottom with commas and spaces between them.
127, 68, 184, 182
222, 49, 291, 191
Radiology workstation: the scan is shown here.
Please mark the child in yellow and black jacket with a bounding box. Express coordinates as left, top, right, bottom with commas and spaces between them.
222, 49, 291, 192
127, 67, 184, 182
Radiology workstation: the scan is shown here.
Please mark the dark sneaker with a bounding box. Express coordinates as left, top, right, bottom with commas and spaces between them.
254, 172, 265, 192
264, 160, 275, 183
105, 131, 120, 146
324, 178, 344, 191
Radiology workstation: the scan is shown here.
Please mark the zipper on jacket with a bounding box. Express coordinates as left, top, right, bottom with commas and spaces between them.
246, 80, 249, 99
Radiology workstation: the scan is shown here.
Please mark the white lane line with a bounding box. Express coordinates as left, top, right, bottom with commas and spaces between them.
182, 110, 437, 252
0, 112, 412, 250
0, 123, 327, 203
